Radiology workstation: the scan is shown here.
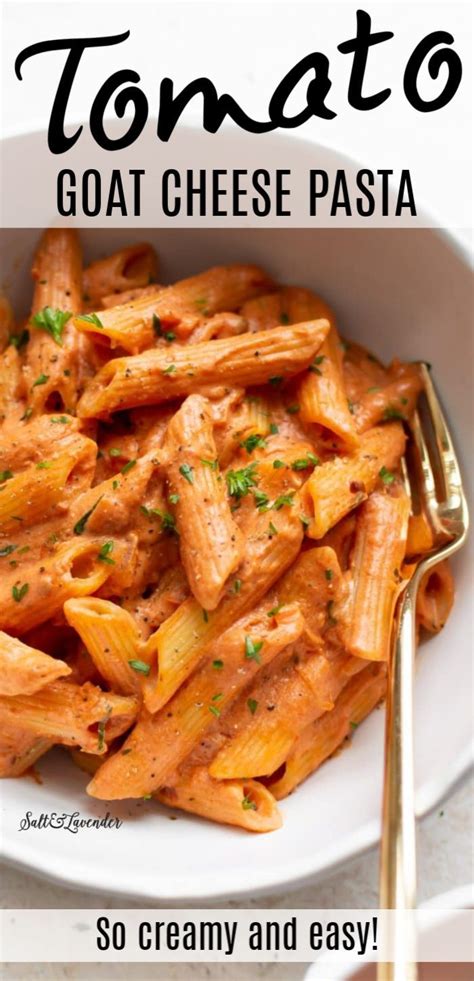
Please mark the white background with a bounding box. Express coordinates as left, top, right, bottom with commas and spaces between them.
0, 2, 473, 979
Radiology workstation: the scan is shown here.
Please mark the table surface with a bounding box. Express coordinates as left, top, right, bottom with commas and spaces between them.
2, 775, 472, 980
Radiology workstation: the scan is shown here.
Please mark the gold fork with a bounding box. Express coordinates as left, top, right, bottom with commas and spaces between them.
377, 363, 469, 981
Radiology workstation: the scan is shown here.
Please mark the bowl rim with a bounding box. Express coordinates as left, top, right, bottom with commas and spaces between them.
0, 122, 472, 903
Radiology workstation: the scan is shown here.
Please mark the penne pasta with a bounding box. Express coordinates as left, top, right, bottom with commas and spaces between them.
0, 630, 71, 695
156, 767, 282, 833
163, 394, 244, 610
298, 326, 359, 448
302, 422, 406, 538
416, 559, 454, 634
77, 320, 330, 418
74, 264, 273, 352
344, 490, 411, 660
64, 597, 146, 696
83, 243, 158, 304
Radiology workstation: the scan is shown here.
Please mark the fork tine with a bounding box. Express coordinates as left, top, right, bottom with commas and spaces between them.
418, 363, 466, 514
409, 409, 443, 538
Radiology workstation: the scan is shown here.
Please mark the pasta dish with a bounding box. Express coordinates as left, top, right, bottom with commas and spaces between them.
0, 230, 454, 831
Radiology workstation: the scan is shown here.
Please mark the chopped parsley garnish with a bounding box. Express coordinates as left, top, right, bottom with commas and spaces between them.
233, 579, 242, 595
347, 399, 356, 415
383, 406, 405, 420
247, 698, 258, 715
73, 495, 103, 535
309, 355, 326, 375
32, 373, 49, 388
226, 462, 258, 499
202, 609, 209, 623
267, 603, 283, 617
179, 463, 194, 484
109, 447, 122, 457
12, 582, 29, 603
112, 480, 120, 490
20, 407, 33, 421
51, 415, 70, 424
280, 312, 290, 325
77, 313, 104, 329
152, 313, 175, 342
379, 466, 395, 485
169, 493, 180, 504
273, 459, 285, 469
208, 704, 221, 718
272, 492, 295, 510
212, 659, 224, 670
97, 540, 115, 564
291, 453, 320, 471
269, 423, 279, 434
240, 433, 267, 454
350, 721, 358, 730
9, 328, 29, 349
325, 568, 334, 581
0, 470, 13, 483
140, 505, 177, 534
285, 404, 300, 415
242, 795, 257, 811
200, 458, 219, 470
268, 521, 278, 537
0, 545, 16, 558
300, 514, 311, 528
121, 459, 137, 475
17, 546, 30, 555
36, 461, 52, 469
128, 659, 151, 675
162, 364, 176, 375
268, 376, 284, 386
253, 489, 270, 511
31, 306, 72, 346
244, 636, 263, 663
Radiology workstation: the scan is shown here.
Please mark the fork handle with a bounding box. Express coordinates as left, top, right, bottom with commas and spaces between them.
378, 583, 418, 981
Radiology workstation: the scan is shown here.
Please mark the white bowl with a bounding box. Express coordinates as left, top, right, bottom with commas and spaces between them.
0, 127, 472, 903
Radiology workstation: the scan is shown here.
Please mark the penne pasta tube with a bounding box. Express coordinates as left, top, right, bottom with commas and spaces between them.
24, 229, 87, 414
353, 362, 422, 433
64, 598, 147, 696
302, 422, 406, 539
143, 478, 304, 713
0, 434, 97, 533
0, 630, 71, 695
269, 663, 387, 799
208, 649, 364, 780
0, 537, 123, 633
406, 510, 435, 558
0, 346, 23, 424
83, 243, 158, 304
298, 326, 359, 448
0, 680, 138, 755
74, 264, 273, 352
344, 491, 411, 660
416, 559, 454, 634
0, 722, 53, 777
77, 320, 330, 418
88, 602, 303, 800
164, 394, 244, 610
156, 767, 282, 832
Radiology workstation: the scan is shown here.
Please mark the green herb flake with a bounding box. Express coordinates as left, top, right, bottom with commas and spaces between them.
179, 463, 194, 484
51, 415, 70, 424
285, 404, 300, 415
383, 406, 405, 421
0, 545, 16, 558
128, 659, 151, 676
325, 568, 334, 581
242, 794, 257, 811
208, 704, 221, 718
268, 376, 284, 386
240, 433, 267, 454
226, 462, 258, 499
109, 447, 122, 457
247, 698, 258, 715
36, 461, 52, 470
233, 579, 242, 594
168, 493, 180, 505
268, 521, 278, 538
267, 604, 283, 617
73, 495, 103, 535
300, 515, 311, 528
78, 313, 104, 329
98, 540, 115, 564
280, 312, 290, 325
379, 466, 395, 485
112, 480, 120, 491
31, 306, 72, 346
350, 721, 358, 730
244, 636, 263, 663
20, 407, 33, 421
163, 363, 176, 375
327, 600, 338, 626
269, 423, 279, 434
97, 720, 106, 751
200, 458, 219, 471
32, 373, 49, 388
12, 582, 29, 603
212, 659, 224, 670
121, 459, 137, 475
272, 492, 295, 510
253, 489, 269, 511
9, 328, 29, 349
0, 470, 13, 483
272, 459, 285, 469
202, 609, 209, 623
